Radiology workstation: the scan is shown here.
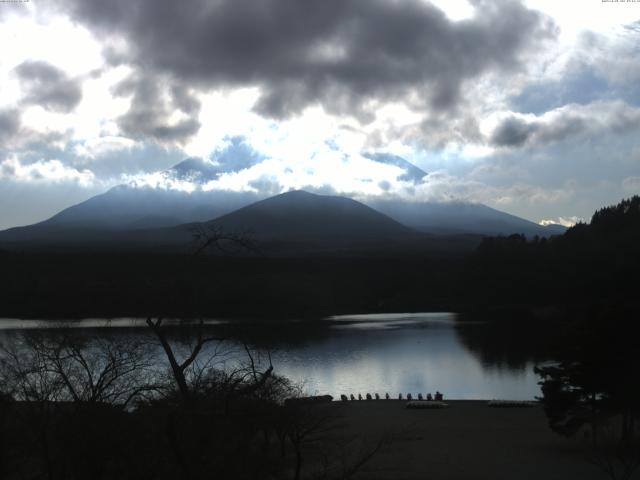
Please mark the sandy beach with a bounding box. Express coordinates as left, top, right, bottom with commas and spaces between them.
322, 400, 616, 480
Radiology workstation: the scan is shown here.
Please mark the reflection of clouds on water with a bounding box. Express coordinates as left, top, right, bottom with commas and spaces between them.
0, 313, 543, 400
0, 318, 226, 330
271, 318, 542, 400
327, 312, 457, 330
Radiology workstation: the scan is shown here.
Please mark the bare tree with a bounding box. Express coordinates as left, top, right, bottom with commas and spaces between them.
0, 332, 163, 480
0, 333, 66, 403
1, 332, 159, 408
145, 318, 224, 403
190, 224, 257, 256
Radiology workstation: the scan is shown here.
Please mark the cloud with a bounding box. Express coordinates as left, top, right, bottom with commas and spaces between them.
56, 0, 555, 125
0, 109, 20, 144
0, 156, 95, 187
490, 101, 640, 148
0, 108, 75, 151
52, 138, 186, 181
406, 170, 575, 206
511, 63, 610, 116
124, 142, 424, 198
622, 176, 640, 194
13, 60, 83, 113
112, 72, 201, 143
73, 136, 136, 160
120, 137, 266, 191
580, 28, 640, 102
490, 116, 535, 147
121, 140, 579, 215
539, 216, 583, 227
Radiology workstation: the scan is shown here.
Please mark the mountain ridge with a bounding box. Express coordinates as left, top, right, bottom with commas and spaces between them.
0, 155, 566, 250
208, 190, 414, 238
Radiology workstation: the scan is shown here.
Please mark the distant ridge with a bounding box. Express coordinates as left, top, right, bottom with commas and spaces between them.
0, 154, 565, 250
365, 199, 564, 237
36, 185, 260, 229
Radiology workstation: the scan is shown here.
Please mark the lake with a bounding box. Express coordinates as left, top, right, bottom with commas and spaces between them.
0, 313, 547, 400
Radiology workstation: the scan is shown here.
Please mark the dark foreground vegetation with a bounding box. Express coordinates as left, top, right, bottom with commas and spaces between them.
0, 322, 386, 480
535, 311, 640, 480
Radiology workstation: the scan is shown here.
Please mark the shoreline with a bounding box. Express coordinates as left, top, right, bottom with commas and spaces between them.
318, 400, 609, 480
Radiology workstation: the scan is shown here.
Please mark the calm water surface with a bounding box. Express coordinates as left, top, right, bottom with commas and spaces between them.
0, 313, 545, 400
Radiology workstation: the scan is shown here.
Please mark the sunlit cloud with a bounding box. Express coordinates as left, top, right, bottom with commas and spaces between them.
539, 216, 583, 227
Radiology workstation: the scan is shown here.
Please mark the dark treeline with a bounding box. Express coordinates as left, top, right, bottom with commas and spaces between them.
463, 195, 640, 313
0, 254, 462, 319
0, 196, 638, 320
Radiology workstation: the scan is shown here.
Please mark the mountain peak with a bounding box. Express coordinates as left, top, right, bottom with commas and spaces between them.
210, 189, 412, 240
169, 157, 222, 182
363, 153, 427, 183
276, 189, 317, 197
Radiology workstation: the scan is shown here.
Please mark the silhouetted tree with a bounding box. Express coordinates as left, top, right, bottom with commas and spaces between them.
536, 310, 640, 480
190, 224, 257, 256
0, 332, 161, 480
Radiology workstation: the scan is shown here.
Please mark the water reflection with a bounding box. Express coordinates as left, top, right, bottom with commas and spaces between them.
0, 313, 547, 400
271, 314, 541, 400
454, 317, 558, 371
327, 312, 457, 330
0, 318, 225, 330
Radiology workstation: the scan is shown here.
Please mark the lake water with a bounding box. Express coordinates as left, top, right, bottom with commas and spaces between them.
0, 313, 546, 400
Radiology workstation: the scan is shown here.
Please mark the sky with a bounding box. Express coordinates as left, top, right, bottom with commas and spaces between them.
1, 0, 639, 230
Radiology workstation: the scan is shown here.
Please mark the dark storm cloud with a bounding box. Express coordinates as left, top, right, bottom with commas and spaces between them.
112, 73, 201, 143
0, 109, 20, 143
490, 101, 640, 149
490, 112, 593, 148
490, 116, 535, 147
14, 61, 82, 113
57, 0, 555, 122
